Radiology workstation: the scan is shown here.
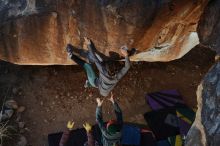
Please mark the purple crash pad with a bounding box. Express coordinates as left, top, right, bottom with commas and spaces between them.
146, 90, 185, 110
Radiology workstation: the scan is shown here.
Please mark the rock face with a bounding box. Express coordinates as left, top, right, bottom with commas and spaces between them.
198, 0, 220, 54
0, 0, 208, 64
0, 0, 55, 24
186, 62, 220, 146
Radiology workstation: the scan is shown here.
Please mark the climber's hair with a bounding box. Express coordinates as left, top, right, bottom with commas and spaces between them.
106, 61, 122, 77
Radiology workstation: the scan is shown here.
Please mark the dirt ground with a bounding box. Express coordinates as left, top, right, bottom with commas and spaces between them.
0, 46, 216, 146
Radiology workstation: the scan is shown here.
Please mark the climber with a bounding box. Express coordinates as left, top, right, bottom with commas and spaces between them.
59, 121, 100, 146
96, 93, 123, 146
66, 37, 130, 97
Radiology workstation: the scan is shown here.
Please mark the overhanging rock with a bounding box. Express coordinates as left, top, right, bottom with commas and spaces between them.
0, 0, 208, 65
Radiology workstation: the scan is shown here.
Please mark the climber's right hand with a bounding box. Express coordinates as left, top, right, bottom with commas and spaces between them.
120, 45, 128, 57
109, 92, 115, 104
84, 37, 91, 45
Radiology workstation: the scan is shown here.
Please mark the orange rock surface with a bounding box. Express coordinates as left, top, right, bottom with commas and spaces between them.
0, 0, 208, 65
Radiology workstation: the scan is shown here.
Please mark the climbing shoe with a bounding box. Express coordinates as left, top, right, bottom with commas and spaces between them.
66, 44, 74, 58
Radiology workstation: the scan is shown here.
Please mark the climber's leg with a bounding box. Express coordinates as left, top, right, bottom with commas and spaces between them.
87, 44, 108, 75
83, 63, 97, 87
66, 44, 89, 61
68, 51, 85, 67
66, 44, 97, 87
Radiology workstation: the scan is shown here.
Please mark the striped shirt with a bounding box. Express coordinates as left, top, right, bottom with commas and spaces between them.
96, 56, 130, 97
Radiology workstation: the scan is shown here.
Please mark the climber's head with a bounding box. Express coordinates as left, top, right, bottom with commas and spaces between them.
106, 61, 122, 77
106, 63, 116, 76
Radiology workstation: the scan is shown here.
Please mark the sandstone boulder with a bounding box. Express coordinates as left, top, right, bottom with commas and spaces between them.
186, 61, 220, 146
0, 0, 208, 64
198, 0, 220, 54
0, 0, 55, 24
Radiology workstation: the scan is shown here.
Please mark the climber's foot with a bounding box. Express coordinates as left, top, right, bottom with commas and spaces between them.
66, 44, 74, 58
